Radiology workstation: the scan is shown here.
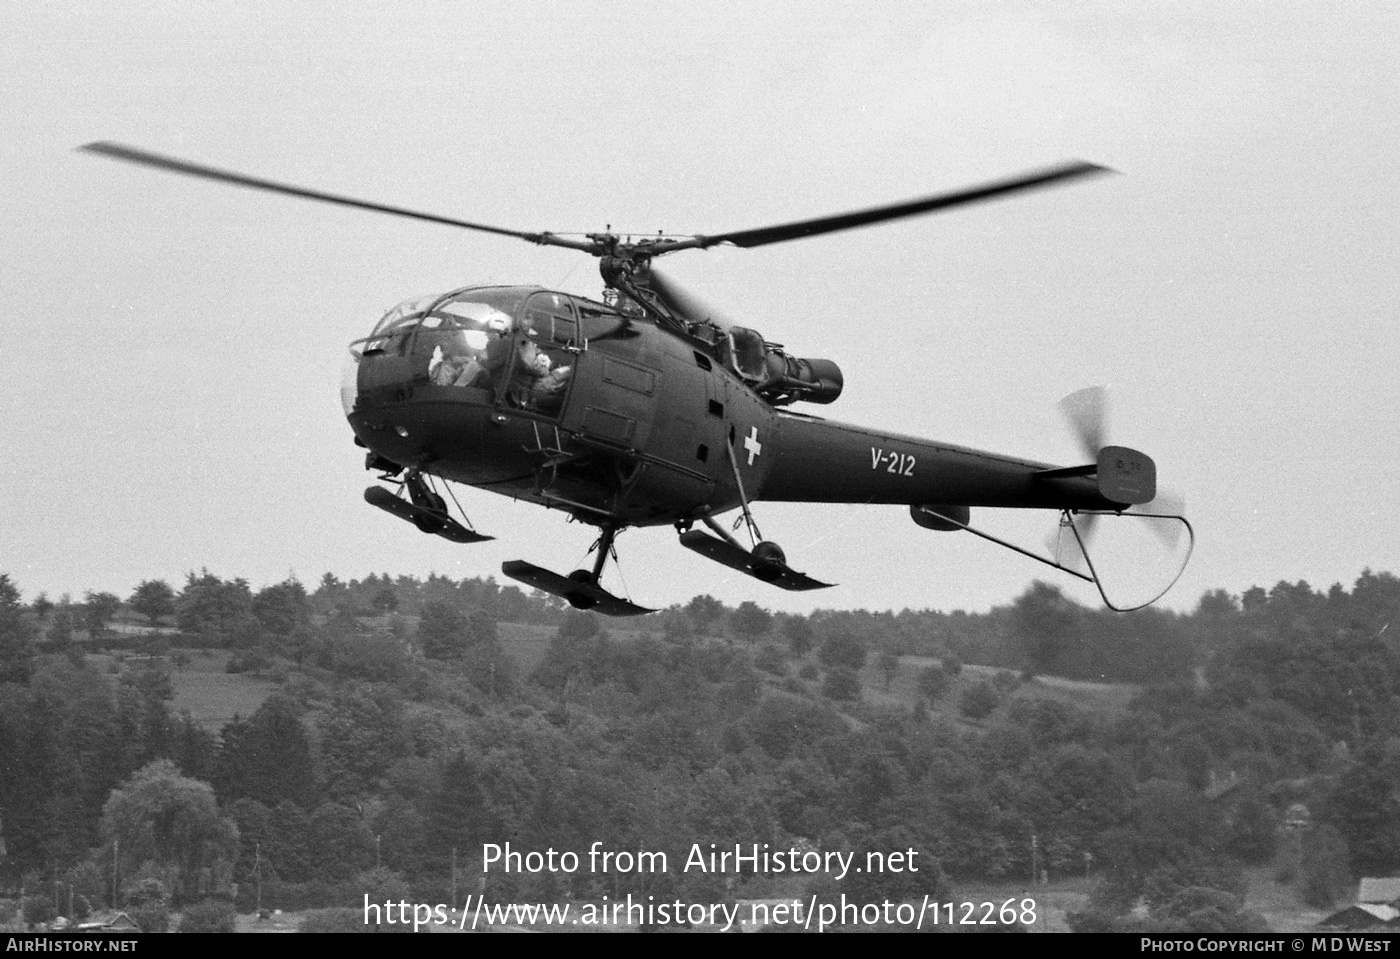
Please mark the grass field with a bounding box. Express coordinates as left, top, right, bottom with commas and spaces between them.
166, 650, 278, 729
859, 654, 1142, 723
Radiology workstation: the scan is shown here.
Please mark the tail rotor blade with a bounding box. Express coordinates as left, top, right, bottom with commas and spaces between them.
1058, 386, 1108, 460
1135, 490, 1187, 549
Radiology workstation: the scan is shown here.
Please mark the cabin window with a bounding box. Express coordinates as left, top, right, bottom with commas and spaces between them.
505, 293, 581, 417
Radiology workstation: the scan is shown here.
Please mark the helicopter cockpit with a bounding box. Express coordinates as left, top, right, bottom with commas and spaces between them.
343, 287, 586, 419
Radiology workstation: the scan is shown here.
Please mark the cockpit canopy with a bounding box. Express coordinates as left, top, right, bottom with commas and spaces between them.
363, 287, 525, 354
343, 286, 627, 418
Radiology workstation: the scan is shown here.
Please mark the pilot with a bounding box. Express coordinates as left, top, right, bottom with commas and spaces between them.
505, 340, 573, 410
530, 353, 572, 412
429, 341, 488, 388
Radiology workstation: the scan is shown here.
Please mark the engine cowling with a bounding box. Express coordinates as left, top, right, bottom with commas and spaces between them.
760, 354, 843, 404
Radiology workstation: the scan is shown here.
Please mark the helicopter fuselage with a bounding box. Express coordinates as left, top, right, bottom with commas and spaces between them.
343, 284, 1120, 531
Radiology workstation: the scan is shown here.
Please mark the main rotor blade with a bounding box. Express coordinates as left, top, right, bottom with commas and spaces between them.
648, 267, 735, 329
1058, 386, 1108, 461
662, 161, 1110, 252
79, 142, 597, 252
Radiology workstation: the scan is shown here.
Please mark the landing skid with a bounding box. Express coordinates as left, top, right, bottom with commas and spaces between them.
679, 530, 832, 591
678, 440, 835, 592
500, 561, 655, 617
364, 486, 493, 544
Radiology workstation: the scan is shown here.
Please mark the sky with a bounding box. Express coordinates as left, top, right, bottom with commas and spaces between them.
3, 1, 1398, 617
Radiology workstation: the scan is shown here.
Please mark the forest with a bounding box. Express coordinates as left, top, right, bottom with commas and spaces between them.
0, 566, 1398, 932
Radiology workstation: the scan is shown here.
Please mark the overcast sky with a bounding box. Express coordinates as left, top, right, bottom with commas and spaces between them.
3, 1, 1397, 616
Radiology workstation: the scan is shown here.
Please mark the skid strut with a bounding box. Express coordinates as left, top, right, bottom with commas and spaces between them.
501, 522, 654, 617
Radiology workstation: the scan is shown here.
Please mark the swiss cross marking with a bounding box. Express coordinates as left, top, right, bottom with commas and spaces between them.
743, 425, 763, 465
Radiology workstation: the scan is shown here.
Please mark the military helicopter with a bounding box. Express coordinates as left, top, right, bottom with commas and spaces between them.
81, 142, 1191, 615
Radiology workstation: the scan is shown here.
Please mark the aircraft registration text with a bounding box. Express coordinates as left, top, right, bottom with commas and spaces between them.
871, 447, 915, 476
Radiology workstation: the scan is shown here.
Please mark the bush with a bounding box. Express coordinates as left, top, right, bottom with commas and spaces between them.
178, 899, 236, 933
959, 681, 1000, 720
822, 666, 861, 702
754, 644, 787, 675
299, 908, 368, 933
917, 665, 949, 702
993, 669, 1020, 692
22, 895, 56, 926
817, 630, 867, 671
226, 647, 273, 673
298, 906, 415, 933
128, 902, 170, 933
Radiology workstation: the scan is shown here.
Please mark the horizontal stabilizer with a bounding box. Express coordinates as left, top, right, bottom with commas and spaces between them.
364, 486, 493, 544
679, 530, 832, 591
500, 561, 654, 617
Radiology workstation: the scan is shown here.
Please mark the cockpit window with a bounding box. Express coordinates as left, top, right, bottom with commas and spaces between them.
348, 287, 580, 419
362, 294, 439, 349
417, 290, 522, 393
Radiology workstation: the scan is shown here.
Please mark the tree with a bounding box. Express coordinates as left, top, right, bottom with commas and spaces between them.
958, 681, 1000, 720
129, 580, 176, 626
822, 666, 861, 702
1324, 747, 1400, 875
817, 628, 867, 671
370, 586, 400, 615
917, 665, 949, 702
686, 594, 725, 631
1009, 581, 1080, 678
83, 591, 123, 635
0, 574, 37, 684
418, 601, 468, 660
101, 760, 239, 903
424, 751, 495, 876
46, 603, 78, 652
252, 580, 311, 638
877, 649, 900, 689
783, 616, 815, 657
215, 696, 316, 807
177, 572, 260, 646
1299, 824, 1352, 909
306, 802, 375, 880
31, 593, 53, 620
731, 601, 772, 642
316, 685, 407, 799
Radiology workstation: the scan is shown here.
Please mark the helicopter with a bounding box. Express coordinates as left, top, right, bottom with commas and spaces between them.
81, 142, 1191, 616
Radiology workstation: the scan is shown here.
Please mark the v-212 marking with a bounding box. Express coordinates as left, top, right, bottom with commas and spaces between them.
871, 447, 916, 476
